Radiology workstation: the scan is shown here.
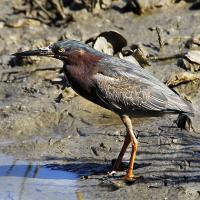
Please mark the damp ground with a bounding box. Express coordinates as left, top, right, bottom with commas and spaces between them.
0, 1, 200, 200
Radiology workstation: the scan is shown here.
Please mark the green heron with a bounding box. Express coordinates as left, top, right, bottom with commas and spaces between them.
13, 40, 194, 180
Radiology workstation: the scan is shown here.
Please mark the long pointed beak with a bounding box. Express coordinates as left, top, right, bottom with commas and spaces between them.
13, 46, 54, 57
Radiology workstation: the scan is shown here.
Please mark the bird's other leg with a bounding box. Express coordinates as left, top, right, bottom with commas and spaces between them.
121, 115, 139, 180
112, 133, 131, 172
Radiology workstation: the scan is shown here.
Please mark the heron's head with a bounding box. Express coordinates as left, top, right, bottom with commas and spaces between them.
13, 40, 103, 65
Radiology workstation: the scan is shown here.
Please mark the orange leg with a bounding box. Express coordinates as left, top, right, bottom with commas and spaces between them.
121, 115, 139, 180
112, 133, 131, 171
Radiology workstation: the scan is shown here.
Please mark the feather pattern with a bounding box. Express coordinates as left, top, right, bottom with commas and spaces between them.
93, 55, 194, 116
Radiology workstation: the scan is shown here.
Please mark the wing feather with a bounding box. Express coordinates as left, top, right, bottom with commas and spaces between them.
94, 56, 194, 114
94, 73, 168, 113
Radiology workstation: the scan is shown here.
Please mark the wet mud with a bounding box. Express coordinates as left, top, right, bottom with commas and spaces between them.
0, 0, 200, 199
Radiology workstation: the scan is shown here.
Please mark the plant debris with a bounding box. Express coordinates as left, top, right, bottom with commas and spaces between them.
125, 0, 184, 14
12, 0, 74, 26
166, 71, 199, 87
179, 50, 200, 72
86, 31, 127, 55
81, 0, 112, 12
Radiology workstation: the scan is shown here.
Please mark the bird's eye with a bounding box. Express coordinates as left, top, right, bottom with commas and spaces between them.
58, 48, 65, 53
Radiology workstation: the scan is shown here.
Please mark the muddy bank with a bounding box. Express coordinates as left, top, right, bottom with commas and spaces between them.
0, 0, 200, 200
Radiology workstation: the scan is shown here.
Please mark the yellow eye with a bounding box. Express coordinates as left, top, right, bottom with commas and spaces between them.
58, 48, 65, 53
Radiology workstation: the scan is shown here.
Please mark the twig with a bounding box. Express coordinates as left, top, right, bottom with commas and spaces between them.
1, 67, 61, 75
24, 16, 50, 25
0, 67, 62, 82
51, 0, 66, 19
156, 26, 165, 50
33, 0, 53, 20
149, 53, 185, 62
29, 66, 62, 75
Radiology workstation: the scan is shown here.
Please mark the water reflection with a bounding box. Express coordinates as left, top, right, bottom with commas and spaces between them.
0, 154, 80, 200
0, 163, 78, 179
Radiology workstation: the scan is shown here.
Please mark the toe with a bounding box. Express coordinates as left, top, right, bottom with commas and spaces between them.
123, 174, 141, 181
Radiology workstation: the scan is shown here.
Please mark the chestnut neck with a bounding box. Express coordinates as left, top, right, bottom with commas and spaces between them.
62, 50, 102, 96
65, 50, 102, 66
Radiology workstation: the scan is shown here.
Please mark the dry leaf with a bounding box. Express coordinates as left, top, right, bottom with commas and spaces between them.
179, 50, 200, 72
185, 50, 200, 65
166, 71, 199, 86
86, 31, 127, 54
118, 52, 140, 66
98, 31, 127, 53
93, 37, 114, 55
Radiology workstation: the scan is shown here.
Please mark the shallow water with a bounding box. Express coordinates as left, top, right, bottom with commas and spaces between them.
0, 154, 80, 200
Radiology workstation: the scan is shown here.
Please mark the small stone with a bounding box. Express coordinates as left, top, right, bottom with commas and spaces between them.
0, 21, 5, 28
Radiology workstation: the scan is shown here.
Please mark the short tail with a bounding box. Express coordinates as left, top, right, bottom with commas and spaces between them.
166, 91, 194, 115
181, 97, 194, 116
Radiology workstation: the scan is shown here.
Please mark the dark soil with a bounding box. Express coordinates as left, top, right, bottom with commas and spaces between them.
0, 0, 200, 199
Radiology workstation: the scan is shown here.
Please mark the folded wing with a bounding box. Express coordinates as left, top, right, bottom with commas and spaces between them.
94, 56, 194, 115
